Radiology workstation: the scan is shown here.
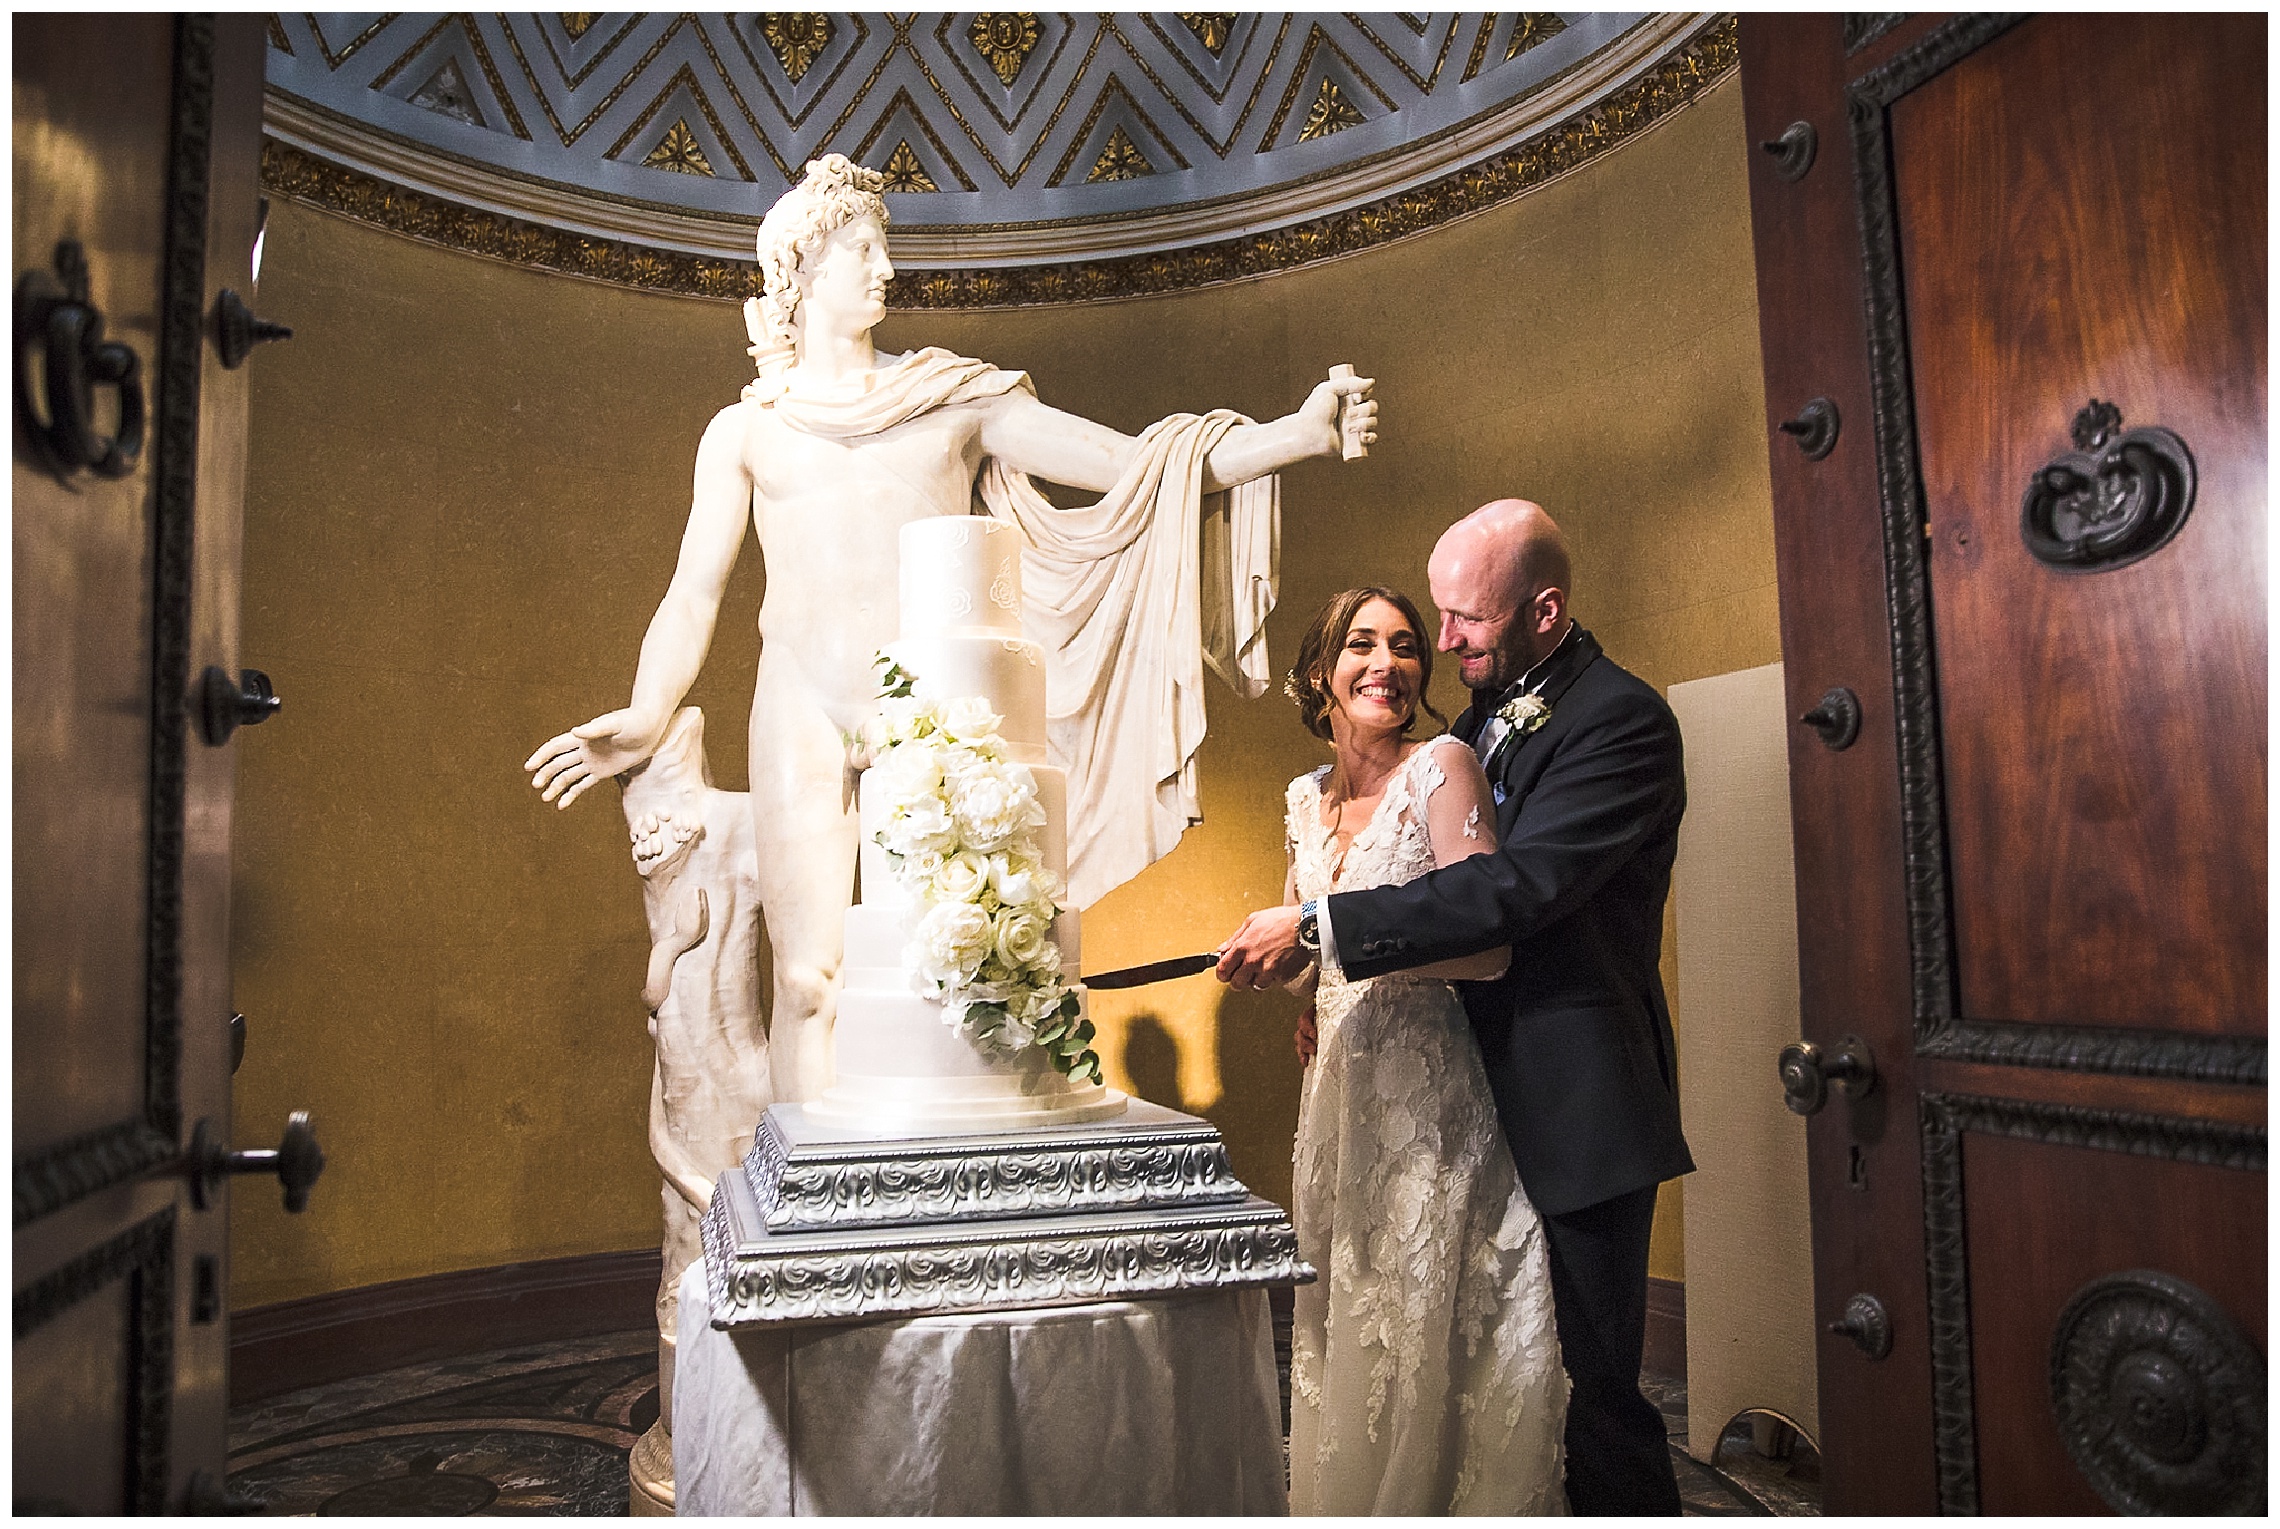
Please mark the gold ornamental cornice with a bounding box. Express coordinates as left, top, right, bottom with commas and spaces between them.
260, 15, 1737, 309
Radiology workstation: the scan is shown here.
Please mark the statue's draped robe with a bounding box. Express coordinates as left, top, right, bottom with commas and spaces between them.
750, 347, 1279, 908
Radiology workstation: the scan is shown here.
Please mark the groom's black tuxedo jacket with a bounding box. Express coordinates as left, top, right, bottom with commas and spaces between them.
1325, 626, 1695, 1217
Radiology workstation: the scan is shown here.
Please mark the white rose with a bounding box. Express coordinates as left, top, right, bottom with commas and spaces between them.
993, 906, 1052, 970
930, 850, 991, 905
881, 696, 943, 741
931, 744, 979, 785
987, 854, 1058, 911
881, 796, 958, 859
870, 741, 942, 805
952, 766, 1044, 853
941, 695, 1002, 740
912, 901, 993, 987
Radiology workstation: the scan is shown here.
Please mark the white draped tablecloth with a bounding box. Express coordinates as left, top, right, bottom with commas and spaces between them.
674, 1263, 1287, 1515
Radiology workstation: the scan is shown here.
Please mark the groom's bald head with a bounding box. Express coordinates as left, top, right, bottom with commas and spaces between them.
1427, 499, 1574, 694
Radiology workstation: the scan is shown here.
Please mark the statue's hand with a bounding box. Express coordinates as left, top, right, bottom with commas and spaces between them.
525, 708, 666, 810
1303, 366, 1377, 459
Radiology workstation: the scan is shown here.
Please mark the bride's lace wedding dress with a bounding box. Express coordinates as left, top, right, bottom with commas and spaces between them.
1287, 735, 1568, 1515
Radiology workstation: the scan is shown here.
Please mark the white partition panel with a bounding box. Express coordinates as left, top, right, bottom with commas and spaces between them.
1669, 661, 1818, 1460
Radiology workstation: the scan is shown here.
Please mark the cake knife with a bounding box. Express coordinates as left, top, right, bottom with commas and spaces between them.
1081, 952, 1220, 990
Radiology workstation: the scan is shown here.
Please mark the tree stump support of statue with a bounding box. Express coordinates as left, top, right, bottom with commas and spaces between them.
615, 709, 768, 1516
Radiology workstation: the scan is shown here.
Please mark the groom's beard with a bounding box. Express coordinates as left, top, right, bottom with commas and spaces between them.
1470, 622, 1577, 705
1464, 649, 1529, 705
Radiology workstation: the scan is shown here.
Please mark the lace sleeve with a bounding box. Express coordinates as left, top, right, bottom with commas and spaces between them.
1286, 768, 1329, 899
1419, 735, 1499, 870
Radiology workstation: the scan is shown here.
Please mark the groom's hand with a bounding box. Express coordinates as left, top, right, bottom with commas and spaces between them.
1216, 905, 1313, 990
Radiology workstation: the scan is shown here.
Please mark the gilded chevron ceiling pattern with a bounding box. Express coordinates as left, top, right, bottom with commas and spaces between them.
264, 12, 1720, 277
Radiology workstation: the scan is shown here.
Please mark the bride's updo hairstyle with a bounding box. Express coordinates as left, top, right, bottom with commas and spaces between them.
1283, 585, 1448, 741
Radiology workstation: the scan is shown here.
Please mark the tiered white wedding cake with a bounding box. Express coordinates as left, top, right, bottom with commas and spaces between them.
808, 515, 1127, 1132
704, 516, 1303, 1328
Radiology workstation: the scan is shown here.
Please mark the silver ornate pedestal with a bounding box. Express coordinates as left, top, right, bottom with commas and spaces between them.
700, 1100, 1313, 1327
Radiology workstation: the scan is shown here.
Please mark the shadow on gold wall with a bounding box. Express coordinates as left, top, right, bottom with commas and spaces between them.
229, 75, 1771, 1306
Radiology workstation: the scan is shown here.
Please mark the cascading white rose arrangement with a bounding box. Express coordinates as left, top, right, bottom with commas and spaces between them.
861, 657, 1102, 1085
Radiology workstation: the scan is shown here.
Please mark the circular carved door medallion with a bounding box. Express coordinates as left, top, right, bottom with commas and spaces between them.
2049, 1270, 2265, 1515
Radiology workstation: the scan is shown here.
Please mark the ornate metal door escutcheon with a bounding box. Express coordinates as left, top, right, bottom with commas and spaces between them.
1798, 685, 1861, 750
1779, 395, 1840, 459
1761, 120, 1818, 180
14, 239, 147, 479
2020, 400, 2196, 571
1829, 1291, 1894, 1359
2049, 1270, 2265, 1515
1778, 1034, 1877, 1115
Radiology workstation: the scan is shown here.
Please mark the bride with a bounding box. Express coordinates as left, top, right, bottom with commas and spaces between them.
1259, 586, 1567, 1515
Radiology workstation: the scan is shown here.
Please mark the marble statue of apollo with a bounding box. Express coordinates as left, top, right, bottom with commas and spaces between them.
527, 154, 1376, 1103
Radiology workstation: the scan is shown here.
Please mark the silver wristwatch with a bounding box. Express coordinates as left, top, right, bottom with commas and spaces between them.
1297, 898, 1322, 952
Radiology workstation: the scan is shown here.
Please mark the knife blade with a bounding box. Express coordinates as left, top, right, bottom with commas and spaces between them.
1080, 952, 1220, 990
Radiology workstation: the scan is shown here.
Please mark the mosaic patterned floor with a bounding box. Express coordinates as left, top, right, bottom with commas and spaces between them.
227, 1317, 1819, 1516
1649, 1372, 1825, 1517
227, 1331, 657, 1516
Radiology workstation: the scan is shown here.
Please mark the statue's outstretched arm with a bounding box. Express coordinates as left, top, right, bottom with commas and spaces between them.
526, 405, 752, 809
978, 368, 1376, 494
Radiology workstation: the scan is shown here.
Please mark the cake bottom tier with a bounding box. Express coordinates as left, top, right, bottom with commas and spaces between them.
813, 986, 1125, 1132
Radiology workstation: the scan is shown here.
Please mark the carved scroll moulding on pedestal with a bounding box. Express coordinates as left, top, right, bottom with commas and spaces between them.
2049, 1269, 2265, 1515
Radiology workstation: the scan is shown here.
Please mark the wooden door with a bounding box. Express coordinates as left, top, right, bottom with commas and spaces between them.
1740, 13, 2265, 1515
13, 15, 274, 1513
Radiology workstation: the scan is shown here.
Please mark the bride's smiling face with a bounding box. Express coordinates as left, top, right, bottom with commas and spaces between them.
1329, 598, 1426, 736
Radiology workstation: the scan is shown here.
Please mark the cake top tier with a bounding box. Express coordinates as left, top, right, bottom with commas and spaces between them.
899, 515, 1023, 639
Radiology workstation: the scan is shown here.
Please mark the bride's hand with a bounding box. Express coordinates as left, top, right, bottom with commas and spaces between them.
1215, 905, 1314, 991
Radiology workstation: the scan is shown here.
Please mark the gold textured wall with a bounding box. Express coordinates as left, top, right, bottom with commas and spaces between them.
230, 74, 1771, 1306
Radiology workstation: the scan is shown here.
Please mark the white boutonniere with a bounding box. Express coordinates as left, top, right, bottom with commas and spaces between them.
1484, 693, 1552, 804
1496, 692, 1552, 740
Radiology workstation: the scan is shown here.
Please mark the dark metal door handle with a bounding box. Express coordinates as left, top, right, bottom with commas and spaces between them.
185, 1112, 325, 1213
1829, 1292, 1893, 1358
2020, 398, 2196, 571
197, 665, 281, 745
214, 288, 292, 369
1779, 1035, 1877, 1115
14, 239, 146, 478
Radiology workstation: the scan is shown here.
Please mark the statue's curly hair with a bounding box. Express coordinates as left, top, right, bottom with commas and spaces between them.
1283, 585, 1447, 741
744, 155, 890, 375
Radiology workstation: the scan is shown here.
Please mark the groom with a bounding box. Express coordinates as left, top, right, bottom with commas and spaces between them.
1217, 498, 1693, 1515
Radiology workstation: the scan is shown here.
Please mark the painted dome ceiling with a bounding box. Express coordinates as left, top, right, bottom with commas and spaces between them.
262, 12, 1735, 301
